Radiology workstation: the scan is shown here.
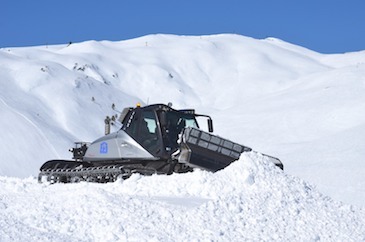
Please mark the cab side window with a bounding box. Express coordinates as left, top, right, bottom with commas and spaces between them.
142, 111, 157, 133
139, 110, 160, 154
140, 110, 158, 140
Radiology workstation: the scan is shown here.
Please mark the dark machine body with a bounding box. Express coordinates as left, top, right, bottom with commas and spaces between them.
39, 104, 283, 183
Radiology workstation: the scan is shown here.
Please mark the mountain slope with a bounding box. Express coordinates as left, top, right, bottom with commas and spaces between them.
0, 34, 365, 208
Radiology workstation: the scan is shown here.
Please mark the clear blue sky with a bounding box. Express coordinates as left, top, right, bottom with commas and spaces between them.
2, 0, 365, 53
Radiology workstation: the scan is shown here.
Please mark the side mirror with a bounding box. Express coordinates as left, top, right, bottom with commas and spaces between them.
208, 118, 213, 133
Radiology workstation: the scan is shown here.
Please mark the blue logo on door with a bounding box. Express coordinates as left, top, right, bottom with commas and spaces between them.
100, 142, 108, 154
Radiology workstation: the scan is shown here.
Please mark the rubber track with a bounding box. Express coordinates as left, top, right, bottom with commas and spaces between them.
38, 165, 156, 184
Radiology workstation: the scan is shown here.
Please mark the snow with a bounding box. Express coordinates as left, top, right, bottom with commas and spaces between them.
1, 154, 364, 241
1, 34, 365, 240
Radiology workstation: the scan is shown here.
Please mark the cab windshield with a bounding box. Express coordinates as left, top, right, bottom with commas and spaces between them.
166, 112, 198, 131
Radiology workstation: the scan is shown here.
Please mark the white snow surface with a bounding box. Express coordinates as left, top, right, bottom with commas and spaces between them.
1, 154, 364, 241
1, 34, 365, 240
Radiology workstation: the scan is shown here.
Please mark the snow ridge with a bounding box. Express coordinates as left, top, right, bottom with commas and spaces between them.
1, 153, 364, 241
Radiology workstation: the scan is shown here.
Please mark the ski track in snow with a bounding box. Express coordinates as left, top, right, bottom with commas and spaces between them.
0, 97, 60, 158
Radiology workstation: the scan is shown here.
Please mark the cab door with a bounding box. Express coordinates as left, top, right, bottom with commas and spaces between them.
123, 107, 164, 157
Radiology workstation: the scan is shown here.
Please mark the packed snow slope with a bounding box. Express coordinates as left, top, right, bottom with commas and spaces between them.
1, 153, 365, 241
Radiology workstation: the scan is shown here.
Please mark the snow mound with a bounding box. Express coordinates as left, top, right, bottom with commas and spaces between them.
1, 152, 364, 241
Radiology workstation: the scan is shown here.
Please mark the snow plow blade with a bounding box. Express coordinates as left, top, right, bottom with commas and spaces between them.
178, 127, 283, 171
178, 127, 251, 172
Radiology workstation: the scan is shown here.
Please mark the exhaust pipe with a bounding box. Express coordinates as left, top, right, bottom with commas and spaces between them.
104, 116, 111, 135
